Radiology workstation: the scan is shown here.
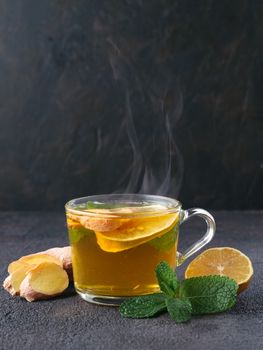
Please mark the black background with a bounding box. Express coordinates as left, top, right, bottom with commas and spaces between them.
0, 0, 262, 210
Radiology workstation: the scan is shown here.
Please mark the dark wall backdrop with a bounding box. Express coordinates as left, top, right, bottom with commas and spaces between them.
0, 0, 262, 210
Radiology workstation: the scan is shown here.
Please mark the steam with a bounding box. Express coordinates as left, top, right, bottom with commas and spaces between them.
104, 38, 184, 197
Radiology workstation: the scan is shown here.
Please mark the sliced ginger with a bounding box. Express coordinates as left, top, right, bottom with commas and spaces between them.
10, 264, 33, 294
19, 253, 62, 267
8, 260, 31, 274
8, 255, 62, 296
20, 262, 69, 302
45, 247, 72, 274
80, 217, 122, 232
67, 211, 123, 232
3, 246, 72, 301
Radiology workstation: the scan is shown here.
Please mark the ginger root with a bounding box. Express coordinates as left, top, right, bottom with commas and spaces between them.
20, 262, 69, 302
3, 275, 15, 296
44, 246, 72, 280
67, 208, 134, 232
9, 264, 32, 295
8, 260, 31, 274
3, 246, 72, 302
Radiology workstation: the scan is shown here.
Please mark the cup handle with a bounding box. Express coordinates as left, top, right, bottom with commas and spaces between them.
176, 208, 216, 266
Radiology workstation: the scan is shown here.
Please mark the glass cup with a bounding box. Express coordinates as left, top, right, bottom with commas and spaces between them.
65, 194, 216, 305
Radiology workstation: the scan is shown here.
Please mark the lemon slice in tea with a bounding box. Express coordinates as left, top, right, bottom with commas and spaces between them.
95, 213, 179, 252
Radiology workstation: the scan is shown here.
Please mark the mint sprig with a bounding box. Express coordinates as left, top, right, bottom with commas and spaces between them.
180, 275, 238, 315
119, 293, 166, 318
119, 261, 238, 323
155, 261, 179, 297
165, 297, 192, 323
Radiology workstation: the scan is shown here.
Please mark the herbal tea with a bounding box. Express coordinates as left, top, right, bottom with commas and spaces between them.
66, 202, 179, 297
65, 194, 215, 305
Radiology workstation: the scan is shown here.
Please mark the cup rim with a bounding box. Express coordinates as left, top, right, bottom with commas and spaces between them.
65, 193, 181, 218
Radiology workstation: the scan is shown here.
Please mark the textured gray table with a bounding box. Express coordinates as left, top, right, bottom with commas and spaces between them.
0, 211, 262, 350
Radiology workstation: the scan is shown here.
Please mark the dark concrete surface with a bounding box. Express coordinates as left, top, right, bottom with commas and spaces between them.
0, 211, 262, 350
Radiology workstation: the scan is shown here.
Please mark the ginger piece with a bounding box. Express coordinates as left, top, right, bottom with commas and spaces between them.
3, 246, 72, 300
3, 276, 16, 296
20, 262, 69, 302
9, 247, 72, 278
80, 217, 122, 232
67, 211, 123, 232
44, 246, 71, 271
67, 207, 137, 233
6, 253, 65, 294
9, 264, 32, 295
81, 207, 134, 232
19, 253, 62, 267
44, 247, 73, 281
8, 260, 31, 274
5, 261, 34, 296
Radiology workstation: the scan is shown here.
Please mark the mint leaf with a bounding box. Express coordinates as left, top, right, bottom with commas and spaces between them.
165, 297, 192, 323
86, 201, 114, 209
180, 275, 238, 315
119, 265, 240, 322
68, 226, 94, 244
149, 228, 178, 252
155, 261, 178, 297
120, 293, 167, 318
85, 201, 126, 209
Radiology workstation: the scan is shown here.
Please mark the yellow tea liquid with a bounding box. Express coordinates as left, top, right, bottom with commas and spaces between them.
66, 203, 179, 296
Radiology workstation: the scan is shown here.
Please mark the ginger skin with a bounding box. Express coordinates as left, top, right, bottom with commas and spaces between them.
3, 246, 72, 301
44, 247, 73, 281
3, 275, 16, 296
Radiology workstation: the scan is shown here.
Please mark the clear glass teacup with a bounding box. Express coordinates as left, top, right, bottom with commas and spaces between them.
65, 194, 215, 305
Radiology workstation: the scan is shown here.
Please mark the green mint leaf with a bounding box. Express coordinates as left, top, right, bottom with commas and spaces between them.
85, 201, 126, 209
86, 201, 114, 209
165, 297, 192, 323
180, 275, 238, 315
119, 293, 167, 318
68, 226, 94, 244
149, 228, 178, 252
155, 261, 179, 297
